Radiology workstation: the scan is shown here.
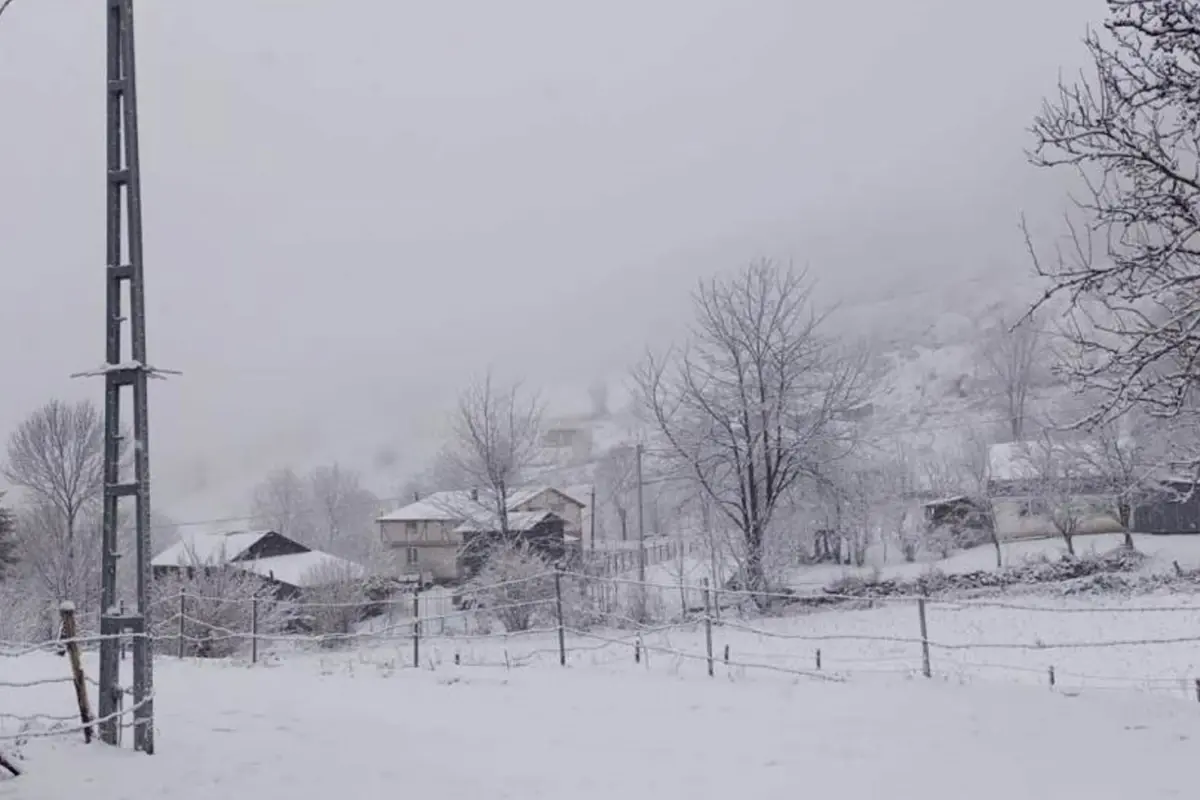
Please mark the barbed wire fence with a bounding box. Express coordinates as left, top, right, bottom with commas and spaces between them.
7, 568, 1200, 764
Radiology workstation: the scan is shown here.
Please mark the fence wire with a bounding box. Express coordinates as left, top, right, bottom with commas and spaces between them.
7, 567, 1200, 750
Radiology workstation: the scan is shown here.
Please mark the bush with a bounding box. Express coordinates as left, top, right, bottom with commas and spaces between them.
461, 541, 555, 632
152, 568, 287, 658
299, 559, 371, 647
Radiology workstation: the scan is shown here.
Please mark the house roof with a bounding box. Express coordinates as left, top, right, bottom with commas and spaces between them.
559, 483, 593, 507
152, 529, 366, 589
507, 485, 586, 510
453, 510, 562, 535
378, 485, 584, 523
236, 551, 366, 588
151, 530, 276, 568
987, 440, 1108, 482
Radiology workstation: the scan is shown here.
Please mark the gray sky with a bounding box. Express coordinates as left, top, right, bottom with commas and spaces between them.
0, 0, 1097, 520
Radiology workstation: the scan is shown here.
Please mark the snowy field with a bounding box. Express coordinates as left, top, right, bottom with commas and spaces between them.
4, 646, 1200, 799
6, 583, 1200, 798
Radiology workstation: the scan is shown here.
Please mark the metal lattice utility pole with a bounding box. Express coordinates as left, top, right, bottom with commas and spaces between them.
79, 0, 168, 755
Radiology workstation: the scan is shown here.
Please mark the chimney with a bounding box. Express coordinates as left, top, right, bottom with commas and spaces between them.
413, 491, 420, 502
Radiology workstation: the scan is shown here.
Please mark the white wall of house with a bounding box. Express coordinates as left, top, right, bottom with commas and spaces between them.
991, 496, 1124, 540
380, 519, 462, 581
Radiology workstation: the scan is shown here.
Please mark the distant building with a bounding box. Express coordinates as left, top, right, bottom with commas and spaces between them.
987, 441, 1124, 540
376, 485, 586, 582
150, 529, 365, 599
455, 510, 567, 579
986, 441, 1200, 538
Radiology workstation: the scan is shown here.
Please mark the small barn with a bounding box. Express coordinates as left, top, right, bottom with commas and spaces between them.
454, 510, 567, 579
1132, 478, 1200, 535
151, 529, 365, 599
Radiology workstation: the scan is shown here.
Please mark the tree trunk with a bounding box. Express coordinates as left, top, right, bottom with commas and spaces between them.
1118, 503, 1134, 549
990, 530, 1002, 569
618, 510, 627, 542
743, 524, 768, 609
1063, 532, 1075, 557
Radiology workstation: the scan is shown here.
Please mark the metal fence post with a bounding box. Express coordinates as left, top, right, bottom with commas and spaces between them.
177, 591, 186, 658
251, 596, 259, 664
702, 578, 714, 677
554, 570, 566, 667
412, 591, 421, 669
917, 596, 931, 678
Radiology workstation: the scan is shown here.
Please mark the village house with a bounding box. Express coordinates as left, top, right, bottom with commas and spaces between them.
377, 485, 586, 582
151, 529, 366, 599
986, 441, 1125, 541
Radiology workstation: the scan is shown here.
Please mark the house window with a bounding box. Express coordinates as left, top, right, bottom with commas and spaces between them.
1018, 498, 1049, 517
406, 547, 419, 566
406, 521, 418, 540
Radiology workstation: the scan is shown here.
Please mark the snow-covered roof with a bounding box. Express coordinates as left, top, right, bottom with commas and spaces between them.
559, 483, 593, 507
236, 552, 366, 588
151, 530, 273, 568
377, 490, 492, 522
988, 440, 1107, 482
379, 485, 584, 523
507, 486, 586, 509
453, 510, 560, 534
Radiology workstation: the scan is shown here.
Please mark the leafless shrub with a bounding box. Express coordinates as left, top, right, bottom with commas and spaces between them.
300, 559, 370, 645
462, 540, 555, 632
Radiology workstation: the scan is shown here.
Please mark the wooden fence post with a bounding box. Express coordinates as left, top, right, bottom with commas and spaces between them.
702, 578, 714, 677
554, 570, 566, 667
251, 597, 259, 664
917, 597, 931, 679
58, 602, 93, 744
412, 591, 421, 669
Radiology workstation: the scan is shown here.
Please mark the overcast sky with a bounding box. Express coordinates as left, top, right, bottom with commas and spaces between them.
0, 0, 1098, 520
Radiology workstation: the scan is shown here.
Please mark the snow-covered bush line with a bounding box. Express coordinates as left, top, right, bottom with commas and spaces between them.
818, 547, 1187, 600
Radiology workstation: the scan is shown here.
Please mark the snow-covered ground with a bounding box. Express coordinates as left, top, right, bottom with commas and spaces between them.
6, 536, 1200, 797
3, 644, 1200, 800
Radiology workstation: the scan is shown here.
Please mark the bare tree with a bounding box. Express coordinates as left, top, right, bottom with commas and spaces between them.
1024, 435, 1096, 557
15, 500, 102, 611
443, 372, 543, 535
595, 445, 638, 543
636, 260, 873, 596
0, 0, 24, 24
1026, 2, 1200, 444
251, 467, 316, 544
957, 428, 1004, 567
1074, 412, 1173, 549
0, 493, 16, 581
308, 463, 380, 559
3, 399, 106, 602
978, 312, 1045, 441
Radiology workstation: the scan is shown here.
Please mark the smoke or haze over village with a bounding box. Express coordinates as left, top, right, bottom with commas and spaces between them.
2, 0, 1095, 520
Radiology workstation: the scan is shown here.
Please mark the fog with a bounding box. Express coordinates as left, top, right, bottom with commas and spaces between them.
0, 0, 1097, 520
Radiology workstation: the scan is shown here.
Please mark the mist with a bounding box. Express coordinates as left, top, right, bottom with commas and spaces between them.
1, 0, 1097, 520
